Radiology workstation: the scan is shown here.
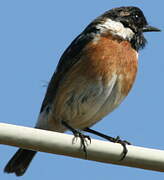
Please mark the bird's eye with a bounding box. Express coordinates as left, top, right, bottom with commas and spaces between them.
133, 14, 139, 20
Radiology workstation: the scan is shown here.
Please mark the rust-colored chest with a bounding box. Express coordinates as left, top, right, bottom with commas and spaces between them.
80, 34, 138, 95
49, 34, 138, 129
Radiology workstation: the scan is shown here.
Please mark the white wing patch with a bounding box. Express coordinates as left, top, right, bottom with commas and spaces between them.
35, 107, 49, 130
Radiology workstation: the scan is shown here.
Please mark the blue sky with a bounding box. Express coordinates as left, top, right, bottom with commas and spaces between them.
0, 0, 163, 179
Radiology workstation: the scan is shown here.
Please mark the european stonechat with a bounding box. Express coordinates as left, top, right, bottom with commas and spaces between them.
4, 6, 160, 176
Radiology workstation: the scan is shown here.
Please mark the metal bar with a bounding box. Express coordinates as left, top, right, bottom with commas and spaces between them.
0, 123, 164, 172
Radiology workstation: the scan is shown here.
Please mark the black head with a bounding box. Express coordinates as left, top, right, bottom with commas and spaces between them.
102, 6, 160, 50
85, 6, 160, 51
103, 7, 160, 33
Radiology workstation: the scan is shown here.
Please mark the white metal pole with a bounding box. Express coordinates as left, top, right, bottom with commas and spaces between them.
0, 123, 164, 172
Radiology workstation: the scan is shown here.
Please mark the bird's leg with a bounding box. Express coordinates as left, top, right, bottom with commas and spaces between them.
61, 121, 91, 158
83, 127, 130, 160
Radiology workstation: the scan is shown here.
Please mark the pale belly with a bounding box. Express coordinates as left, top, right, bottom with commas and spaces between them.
49, 73, 126, 130
36, 36, 137, 132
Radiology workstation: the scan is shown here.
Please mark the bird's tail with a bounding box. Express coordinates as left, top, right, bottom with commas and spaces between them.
4, 148, 36, 176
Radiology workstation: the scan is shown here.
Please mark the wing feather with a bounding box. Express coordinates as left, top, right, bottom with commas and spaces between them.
40, 29, 97, 113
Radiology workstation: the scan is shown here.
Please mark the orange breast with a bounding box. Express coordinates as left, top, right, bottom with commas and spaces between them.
49, 34, 138, 130
80, 34, 138, 95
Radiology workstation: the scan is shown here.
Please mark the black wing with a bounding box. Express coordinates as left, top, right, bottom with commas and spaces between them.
40, 26, 98, 113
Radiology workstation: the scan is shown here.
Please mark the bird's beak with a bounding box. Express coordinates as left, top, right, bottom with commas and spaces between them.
142, 25, 161, 32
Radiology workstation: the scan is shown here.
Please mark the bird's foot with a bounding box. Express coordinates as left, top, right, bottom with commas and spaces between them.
83, 127, 131, 160
111, 136, 131, 160
62, 121, 91, 158
72, 130, 91, 158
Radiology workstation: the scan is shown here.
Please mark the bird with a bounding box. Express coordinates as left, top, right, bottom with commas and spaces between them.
4, 6, 160, 176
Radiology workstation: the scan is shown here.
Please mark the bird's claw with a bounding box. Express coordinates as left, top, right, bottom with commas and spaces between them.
113, 136, 131, 160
